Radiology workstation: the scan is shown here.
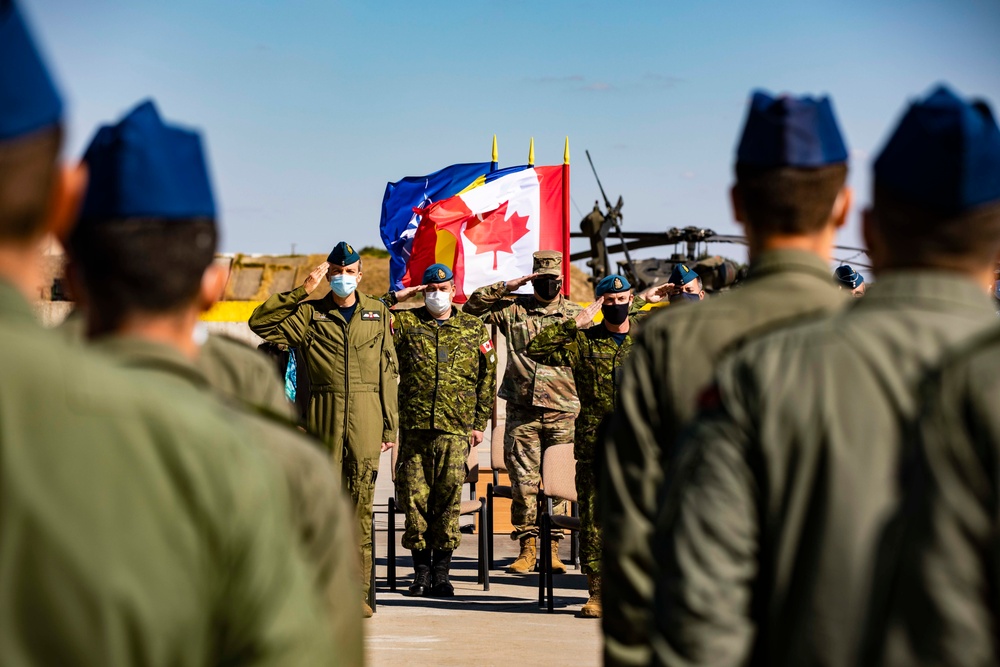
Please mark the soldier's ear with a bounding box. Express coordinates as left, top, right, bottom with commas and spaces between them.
198, 262, 229, 312
48, 161, 88, 244
830, 186, 852, 230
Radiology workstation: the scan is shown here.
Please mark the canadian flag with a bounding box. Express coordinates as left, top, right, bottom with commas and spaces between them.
403, 166, 568, 303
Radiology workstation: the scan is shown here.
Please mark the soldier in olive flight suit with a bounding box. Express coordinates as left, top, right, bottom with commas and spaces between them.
650, 86, 1000, 667
386, 263, 496, 597
526, 274, 650, 619
860, 327, 1000, 667
63, 99, 363, 665
464, 250, 582, 574
0, 5, 334, 665
250, 240, 398, 616
602, 90, 853, 667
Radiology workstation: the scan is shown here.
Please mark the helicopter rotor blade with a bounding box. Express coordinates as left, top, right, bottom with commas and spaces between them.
585, 149, 616, 213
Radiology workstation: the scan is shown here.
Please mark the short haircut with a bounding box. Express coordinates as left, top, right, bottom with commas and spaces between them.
66, 218, 217, 328
872, 183, 1000, 269
735, 163, 848, 235
0, 126, 61, 241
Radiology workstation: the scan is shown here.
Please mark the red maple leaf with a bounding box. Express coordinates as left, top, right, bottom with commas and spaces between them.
463, 201, 530, 270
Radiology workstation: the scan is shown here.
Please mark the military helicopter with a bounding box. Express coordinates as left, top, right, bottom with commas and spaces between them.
571, 151, 872, 293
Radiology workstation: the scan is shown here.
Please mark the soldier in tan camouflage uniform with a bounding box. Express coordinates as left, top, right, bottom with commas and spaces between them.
385, 263, 496, 597
464, 250, 581, 573
526, 274, 649, 618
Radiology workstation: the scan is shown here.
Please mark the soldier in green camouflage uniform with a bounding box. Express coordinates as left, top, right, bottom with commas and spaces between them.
526, 274, 647, 618
385, 263, 496, 597
464, 250, 582, 574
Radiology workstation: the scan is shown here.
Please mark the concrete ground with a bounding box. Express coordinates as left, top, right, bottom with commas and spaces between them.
366, 448, 602, 667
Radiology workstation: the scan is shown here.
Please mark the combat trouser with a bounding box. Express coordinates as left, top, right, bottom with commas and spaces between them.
504, 403, 572, 540
344, 452, 379, 602
395, 429, 468, 551
577, 455, 600, 574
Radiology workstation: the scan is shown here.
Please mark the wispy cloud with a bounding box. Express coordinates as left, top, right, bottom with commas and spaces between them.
526, 74, 585, 84
582, 82, 615, 92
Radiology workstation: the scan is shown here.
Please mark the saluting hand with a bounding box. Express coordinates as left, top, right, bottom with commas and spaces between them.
505, 273, 540, 292
641, 282, 675, 304
303, 262, 329, 295
576, 297, 603, 327
394, 284, 427, 302
470, 430, 484, 447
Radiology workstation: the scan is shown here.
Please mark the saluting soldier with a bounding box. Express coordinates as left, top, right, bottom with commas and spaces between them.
463, 250, 582, 574
602, 90, 852, 667
64, 99, 363, 664
0, 5, 334, 664
389, 263, 496, 597
249, 240, 398, 617
525, 273, 643, 619
651, 85, 1000, 667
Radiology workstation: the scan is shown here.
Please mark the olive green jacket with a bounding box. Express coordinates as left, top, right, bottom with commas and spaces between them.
392, 306, 496, 436
861, 327, 1000, 667
249, 287, 399, 463
0, 281, 334, 666
525, 319, 635, 460
651, 273, 998, 667
198, 333, 295, 419
95, 337, 363, 667
464, 281, 583, 413
602, 249, 846, 667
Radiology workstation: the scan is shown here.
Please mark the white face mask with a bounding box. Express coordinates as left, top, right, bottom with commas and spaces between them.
424, 290, 452, 315
329, 274, 357, 298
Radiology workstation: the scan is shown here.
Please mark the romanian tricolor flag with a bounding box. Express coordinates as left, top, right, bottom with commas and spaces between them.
403, 152, 570, 303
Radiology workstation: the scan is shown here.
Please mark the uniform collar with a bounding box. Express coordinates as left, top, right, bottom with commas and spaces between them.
748, 249, 835, 283
522, 294, 566, 314
0, 279, 38, 325
416, 305, 460, 325
854, 270, 996, 314
93, 335, 210, 390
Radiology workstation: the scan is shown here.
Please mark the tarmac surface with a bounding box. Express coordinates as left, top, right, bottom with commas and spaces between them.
366, 447, 602, 667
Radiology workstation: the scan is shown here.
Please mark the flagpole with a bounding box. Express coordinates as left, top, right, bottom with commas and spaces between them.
528, 137, 535, 168
491, 134, 498, 173
562, 136, 571, 296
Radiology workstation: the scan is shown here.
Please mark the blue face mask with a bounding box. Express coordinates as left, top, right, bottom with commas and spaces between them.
329, 274, 357, 298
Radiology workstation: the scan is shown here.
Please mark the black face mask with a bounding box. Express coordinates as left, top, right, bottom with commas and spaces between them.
602, 302, 630, 325
533, 277, 561, 301
670, 291, 700, 304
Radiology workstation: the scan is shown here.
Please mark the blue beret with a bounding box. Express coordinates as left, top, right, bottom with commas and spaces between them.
595, 273, 631, 297
423, 263, 453, 284
834, 265, 864, 289
0, 1, 63, 141
737, 90, 849, 168
874, 85, 1000, 213
669, 264, 699, 286
80, 100, 216, 221
327, 241, 360, 266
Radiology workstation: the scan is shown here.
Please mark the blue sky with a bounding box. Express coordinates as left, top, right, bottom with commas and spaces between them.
25, 0, 1000, 269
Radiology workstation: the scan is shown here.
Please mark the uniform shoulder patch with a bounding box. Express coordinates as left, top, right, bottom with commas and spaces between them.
312, 312, 329, 321
360, 310, 381, 321
480, 340, 494, 355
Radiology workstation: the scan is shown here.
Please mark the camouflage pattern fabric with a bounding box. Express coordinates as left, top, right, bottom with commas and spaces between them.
464, 280, 582, 412
392, 306, 496, 435
345, 453, 379, 603
526, 318, 638, 574
504, 404, 573, 539
396, 429, 469, 551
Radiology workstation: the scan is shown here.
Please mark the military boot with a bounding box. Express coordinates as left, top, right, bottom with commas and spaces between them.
506, 536, 536, 574
407, 549, 432, 597
550, 539, 567, 575
578, 573, 602, 618
430, 549, 455, 597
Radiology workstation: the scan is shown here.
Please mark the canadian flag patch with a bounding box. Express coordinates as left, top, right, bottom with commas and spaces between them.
480, 340, 494, 355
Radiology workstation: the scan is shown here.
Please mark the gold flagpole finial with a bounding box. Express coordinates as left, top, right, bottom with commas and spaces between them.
563, 136, 570, 165
528, 137, 535, 167
491, 134, 498, 163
